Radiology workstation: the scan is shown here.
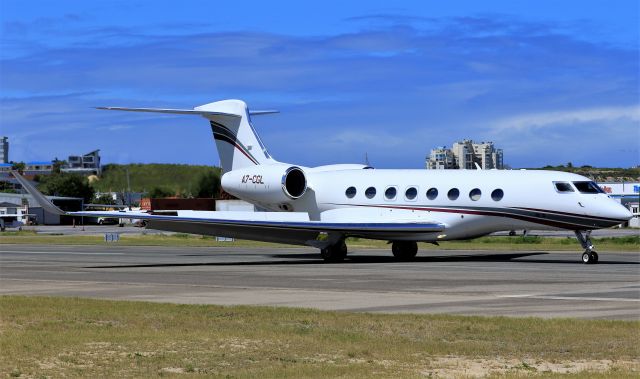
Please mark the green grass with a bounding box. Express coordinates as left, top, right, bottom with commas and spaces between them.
1, 232, 639, 251
1, 296, 638, 378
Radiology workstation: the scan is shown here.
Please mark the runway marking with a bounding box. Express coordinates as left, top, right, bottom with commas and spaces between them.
7, 278, 637, 305
499, 294, 640, 303
0, 251, 125, 255
0, 278, 488, 299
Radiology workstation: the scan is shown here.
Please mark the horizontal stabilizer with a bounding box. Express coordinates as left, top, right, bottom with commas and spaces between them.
96, 107, 278, 117
249, 110, 279, 116
95, 106, 241, 118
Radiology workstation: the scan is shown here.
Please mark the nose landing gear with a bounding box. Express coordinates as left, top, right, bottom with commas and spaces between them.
575, 230, 598, 264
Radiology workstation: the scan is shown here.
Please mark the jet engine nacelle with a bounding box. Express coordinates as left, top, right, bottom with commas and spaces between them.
221, 165, 307, 210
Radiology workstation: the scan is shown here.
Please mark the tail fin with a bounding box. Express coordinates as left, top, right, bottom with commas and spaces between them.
195, 100, 278, 172
97, 99, 278, 172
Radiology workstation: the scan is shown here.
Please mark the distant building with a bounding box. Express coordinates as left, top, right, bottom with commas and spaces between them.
426, 147, 456, 169
0, 136, 8, 163
24, 161, 53, 176
0, 201, 29, 230
0, 192, 83, 225
426, 140, 504, 170
62, 149, 101, 176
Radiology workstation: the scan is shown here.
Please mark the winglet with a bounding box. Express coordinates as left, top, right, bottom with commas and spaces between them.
11, 171, 66, 215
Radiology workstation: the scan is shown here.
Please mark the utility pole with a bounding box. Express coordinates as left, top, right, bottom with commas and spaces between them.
126, 167, 131, 210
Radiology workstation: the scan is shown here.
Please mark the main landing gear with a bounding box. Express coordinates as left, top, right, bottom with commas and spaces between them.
320, 240, 347, 262
391, 241, 418, 260
575, 230, 598, 264
319, 240, 420, 262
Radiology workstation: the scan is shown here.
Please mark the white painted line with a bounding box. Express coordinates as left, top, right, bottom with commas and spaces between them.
0, 251, 124, 255
499, 294, 640, 302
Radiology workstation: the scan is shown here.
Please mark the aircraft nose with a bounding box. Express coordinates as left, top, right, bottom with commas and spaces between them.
609, 203, 633, 221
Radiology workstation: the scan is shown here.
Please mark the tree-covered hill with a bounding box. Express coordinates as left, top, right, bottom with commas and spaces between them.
536, 165, 640, 182
92, 164, 221, 197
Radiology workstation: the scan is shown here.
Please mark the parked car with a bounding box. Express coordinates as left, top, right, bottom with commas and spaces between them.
97, 217, 119, 225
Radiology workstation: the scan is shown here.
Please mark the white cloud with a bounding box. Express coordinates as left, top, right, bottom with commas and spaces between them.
492, 105, 640, 132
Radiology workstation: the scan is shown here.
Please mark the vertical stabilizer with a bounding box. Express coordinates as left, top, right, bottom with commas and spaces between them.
195, 100, 278, 172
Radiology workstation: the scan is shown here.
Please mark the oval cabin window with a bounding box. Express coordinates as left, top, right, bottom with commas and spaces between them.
469, 188, 481, 201
405, 187, 417, 200
491, 189, 504, 201
345, 186, 356, 198
385, 187, 397, 200
365, 187, 377, 199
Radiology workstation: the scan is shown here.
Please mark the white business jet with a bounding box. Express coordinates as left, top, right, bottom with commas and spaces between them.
13, 99, 632, 264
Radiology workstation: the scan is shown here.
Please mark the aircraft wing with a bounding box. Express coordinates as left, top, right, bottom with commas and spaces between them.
12, 171, 445, 246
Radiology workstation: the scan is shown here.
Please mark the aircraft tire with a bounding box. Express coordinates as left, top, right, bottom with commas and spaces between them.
392, 241, 418, 260
321, 242, 347, 262
581, 251, 598, 264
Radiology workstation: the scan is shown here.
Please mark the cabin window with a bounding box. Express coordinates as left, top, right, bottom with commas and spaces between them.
447, 188, 460, 200
491, 189, 504, 201
426, 188, 438, 200
554, 182, 574, 193
365, 187, 377, 199
385, 186, 397, 200
405, 187, 417, 200
345, 186, 357, 198
573, 181, 604, 194
469, 188, 481, 201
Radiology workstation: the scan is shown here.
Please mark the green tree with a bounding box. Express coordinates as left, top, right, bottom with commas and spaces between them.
52, 159, 67, 174
0, 181, 17, 193
38, 173, 95, 203
94, 193, 116, 205
147, 186, 173, 199
10, 161, 25, 173
195, 170, 221, 198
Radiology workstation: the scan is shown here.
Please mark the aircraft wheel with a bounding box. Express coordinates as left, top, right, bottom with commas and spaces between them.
581, 251, 598, 264
321, 241, 347, 262
392, 241, 418, 260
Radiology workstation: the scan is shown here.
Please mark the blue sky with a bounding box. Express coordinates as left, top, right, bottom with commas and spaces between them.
1, 0, 638, 168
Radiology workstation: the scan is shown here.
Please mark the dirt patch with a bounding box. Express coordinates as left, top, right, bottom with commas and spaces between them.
217, 337, 276, 351
419, 356, 639, 378
160, 367, 185, 374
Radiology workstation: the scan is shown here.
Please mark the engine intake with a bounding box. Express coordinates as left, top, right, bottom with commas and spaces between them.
282, 167, 307, 199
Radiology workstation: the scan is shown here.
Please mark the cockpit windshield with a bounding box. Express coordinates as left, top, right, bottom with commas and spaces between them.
554, 182, 574, 193
573, 181, 605, 194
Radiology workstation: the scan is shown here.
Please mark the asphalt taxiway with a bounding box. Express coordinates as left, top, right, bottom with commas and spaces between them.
1, 244, 638, 320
